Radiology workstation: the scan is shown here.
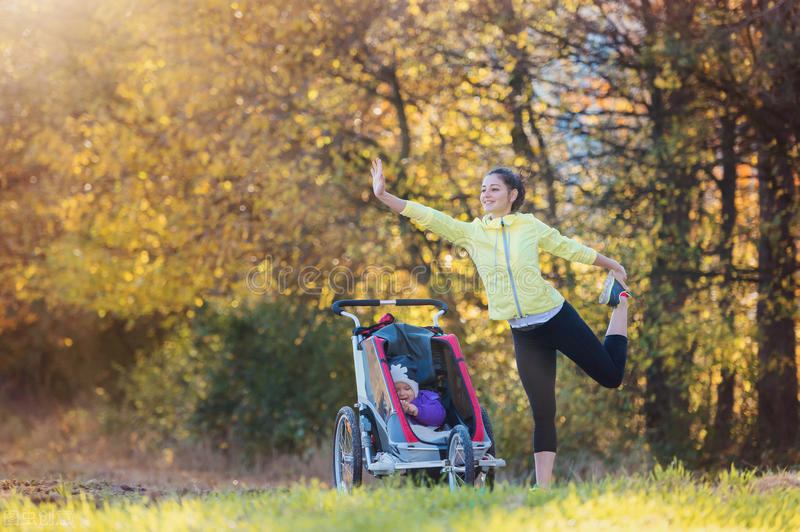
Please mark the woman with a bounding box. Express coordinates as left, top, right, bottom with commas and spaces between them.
370, 157, 630, 488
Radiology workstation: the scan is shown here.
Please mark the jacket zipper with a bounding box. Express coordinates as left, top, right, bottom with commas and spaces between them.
501, 219, 524, 318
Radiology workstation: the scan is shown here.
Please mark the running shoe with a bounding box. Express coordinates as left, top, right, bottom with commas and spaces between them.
598, 270, 630, 307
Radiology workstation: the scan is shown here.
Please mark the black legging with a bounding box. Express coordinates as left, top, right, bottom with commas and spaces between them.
511, 301, 627, 453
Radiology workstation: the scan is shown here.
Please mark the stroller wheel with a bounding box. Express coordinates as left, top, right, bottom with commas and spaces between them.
447, 424, 475, 490
333, 406, 362, 494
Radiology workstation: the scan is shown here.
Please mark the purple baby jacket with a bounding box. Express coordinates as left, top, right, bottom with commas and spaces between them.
409, 390, 446, 427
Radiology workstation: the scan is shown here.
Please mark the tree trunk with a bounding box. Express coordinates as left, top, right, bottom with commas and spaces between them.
643, 204, 694, 460
640, 32, 698, 460
755, 139, 799, 460
707, 113, 738, 456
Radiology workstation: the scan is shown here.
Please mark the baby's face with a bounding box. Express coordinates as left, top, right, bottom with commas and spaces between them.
395, 382, 416, 402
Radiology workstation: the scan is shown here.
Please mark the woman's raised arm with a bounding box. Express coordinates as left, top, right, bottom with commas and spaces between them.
371, 157, 477, 247
371, 158, 407, 213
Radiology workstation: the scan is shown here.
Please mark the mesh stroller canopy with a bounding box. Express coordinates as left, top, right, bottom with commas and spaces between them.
371, 323, 436, 387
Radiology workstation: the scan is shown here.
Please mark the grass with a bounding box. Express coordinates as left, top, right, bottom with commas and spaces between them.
2, 465, 799, 531
1, 402, 798, 530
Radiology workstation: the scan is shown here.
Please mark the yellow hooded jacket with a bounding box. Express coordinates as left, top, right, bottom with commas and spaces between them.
400, 201, 598, 321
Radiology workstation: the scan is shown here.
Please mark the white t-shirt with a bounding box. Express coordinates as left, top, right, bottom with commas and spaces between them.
507, 302, 563, 329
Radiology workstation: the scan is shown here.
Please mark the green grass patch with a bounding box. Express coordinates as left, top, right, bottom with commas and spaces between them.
1, 466, 798, 531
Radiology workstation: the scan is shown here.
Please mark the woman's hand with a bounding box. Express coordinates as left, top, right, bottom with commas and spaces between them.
371, 157, 386, 198
594, 253, 629, 291
370, 157, 407, 213
611, 261, 629, 291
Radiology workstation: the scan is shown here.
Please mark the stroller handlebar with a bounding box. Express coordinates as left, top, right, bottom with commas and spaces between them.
331, 298, 449, 316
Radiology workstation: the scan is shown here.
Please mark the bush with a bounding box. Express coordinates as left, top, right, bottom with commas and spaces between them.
117, 298, 354, 456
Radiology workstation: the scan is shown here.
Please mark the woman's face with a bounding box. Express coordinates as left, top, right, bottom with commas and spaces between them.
480, 174, 518, 217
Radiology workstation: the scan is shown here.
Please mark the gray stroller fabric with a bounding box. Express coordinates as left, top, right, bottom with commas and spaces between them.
372, 323, 436, 386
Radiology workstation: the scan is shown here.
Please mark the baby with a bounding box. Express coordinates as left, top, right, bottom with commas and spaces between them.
390, 359, 446, 427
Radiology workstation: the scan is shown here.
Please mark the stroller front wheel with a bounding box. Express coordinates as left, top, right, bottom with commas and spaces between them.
447, 424, 475, 490
333, 406, 362, 494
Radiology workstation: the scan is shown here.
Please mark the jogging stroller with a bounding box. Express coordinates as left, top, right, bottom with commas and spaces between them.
331, 299, 505, 493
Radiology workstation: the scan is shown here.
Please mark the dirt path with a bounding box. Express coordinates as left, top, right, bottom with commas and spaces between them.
0, 454, 323, 507
0, 402, 333, 502
0, 451, 330, 503
0, 478, 159, 505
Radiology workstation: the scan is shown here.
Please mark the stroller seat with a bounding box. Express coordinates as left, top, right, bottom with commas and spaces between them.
408, 422, 450, 444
